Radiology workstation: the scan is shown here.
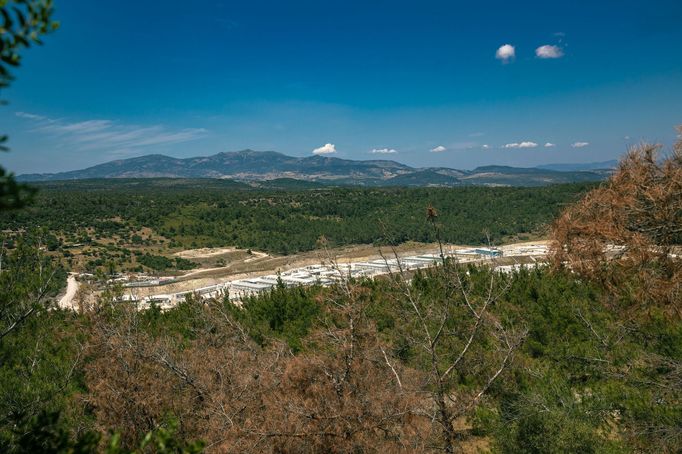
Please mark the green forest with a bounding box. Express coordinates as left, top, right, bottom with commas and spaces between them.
1, 180, 593, 261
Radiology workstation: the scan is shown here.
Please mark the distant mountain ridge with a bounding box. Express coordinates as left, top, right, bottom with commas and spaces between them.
18, 150, 610, 187
536, 160, 618, 172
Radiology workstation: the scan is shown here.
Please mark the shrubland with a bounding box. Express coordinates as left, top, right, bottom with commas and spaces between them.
0, 137, 680, 452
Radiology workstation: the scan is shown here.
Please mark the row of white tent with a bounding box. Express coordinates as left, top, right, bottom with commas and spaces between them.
120, 247, 543, 310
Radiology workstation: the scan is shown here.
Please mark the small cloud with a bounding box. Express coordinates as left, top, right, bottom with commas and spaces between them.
571, 142, 590, 148
16, 111, 47, 121
469, 132, 485, 138
536, 45, 564, 59
430, 145, 447, 153
544, 142, 556, 147
495, 44, 515, 62
482, 144, 490, 149
312, 143, 336, 155
624, 136, 631, 140
49, 120, 113, 134
504, 141, 539, 149
371, 148, 397, 154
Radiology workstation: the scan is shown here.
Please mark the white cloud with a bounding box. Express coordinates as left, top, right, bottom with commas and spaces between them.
128, 129, 208, 146
16, 112, 47, 121
430, 145, 447, 153
46, 120, 113, 134
495, 44, 516, 62
371, 148, 397, 154
571, 142, 590, 148
504, 141, 539, 149
469, 132, 485, 138
312, 143, 337, 155
535, 45, 564, 59
482, 144, 490, 149
544, 142, 556, 147
15, 112, 208, 153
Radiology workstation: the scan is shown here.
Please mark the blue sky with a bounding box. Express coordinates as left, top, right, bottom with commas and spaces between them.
2, 0, 682, 174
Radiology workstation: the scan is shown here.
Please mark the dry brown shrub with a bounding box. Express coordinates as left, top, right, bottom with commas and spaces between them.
81, 241, 525, 452
82, 290, 424, 453
82, 298, 282, 451
252, 276, 426, 453
550, 126, 682, 313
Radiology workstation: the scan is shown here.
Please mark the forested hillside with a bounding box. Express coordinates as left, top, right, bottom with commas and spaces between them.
1, 181, 593, 259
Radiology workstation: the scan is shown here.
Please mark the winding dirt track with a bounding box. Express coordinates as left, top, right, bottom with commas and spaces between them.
58, 274, 80, 310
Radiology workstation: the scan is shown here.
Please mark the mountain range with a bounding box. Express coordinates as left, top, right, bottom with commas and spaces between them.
18, 150, 615, 187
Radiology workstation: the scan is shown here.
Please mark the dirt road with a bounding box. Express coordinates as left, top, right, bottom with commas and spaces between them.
57, 274, 80, 310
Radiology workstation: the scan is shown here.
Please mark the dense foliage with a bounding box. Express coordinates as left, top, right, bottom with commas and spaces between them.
232, 280, 322, 352
1, 180, 593, 257
1, 243, 679, 452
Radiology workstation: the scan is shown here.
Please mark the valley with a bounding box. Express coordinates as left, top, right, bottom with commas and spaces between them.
61, 241, 550, 310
